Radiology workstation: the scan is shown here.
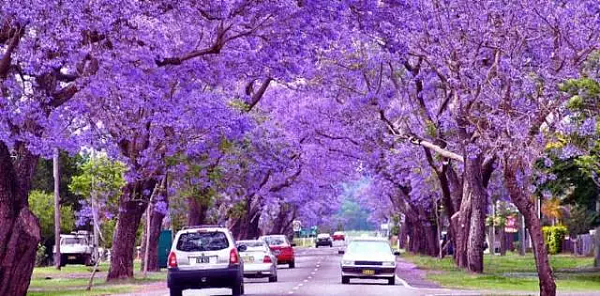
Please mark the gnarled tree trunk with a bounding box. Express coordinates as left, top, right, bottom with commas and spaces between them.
504, 159, 556, 296
0, 145, 41, 296
465, 156, 487, 273
107, 179, 156, 281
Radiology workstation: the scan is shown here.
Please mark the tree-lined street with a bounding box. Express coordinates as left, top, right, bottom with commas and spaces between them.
1, 1, 600, 295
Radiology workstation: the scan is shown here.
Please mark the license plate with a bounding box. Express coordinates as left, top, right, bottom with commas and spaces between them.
362, 269, 375, 275
242, 256, 254, 263
273, 250, 281, 255
68, 256, 76, 260
196, 256, 210, 264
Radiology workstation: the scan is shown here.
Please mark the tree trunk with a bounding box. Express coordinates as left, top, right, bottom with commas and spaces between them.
499, 227, 507, 256
465, 156, 487, 273
187, 196, 208, 226
398, 221, 408, 249
454, 181, 472, 268
0, 144, 42, 296
504, 160, 556, 296
140, 198, 167, 272
107, 179, 156, 281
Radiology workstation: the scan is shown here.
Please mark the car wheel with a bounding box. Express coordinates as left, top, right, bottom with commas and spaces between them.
289, 261, 295, 268
342, 276, 349, 284
169, 288, 183, 296
269, 275, 278, 282
388, 277, 395, 285
315, 245, 318, 248
232, 281, 244, 296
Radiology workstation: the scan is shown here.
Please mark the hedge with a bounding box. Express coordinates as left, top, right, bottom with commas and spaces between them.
542, 225, 568, 254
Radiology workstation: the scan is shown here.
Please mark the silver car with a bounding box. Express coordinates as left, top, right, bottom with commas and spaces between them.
340, 237, 398, 285
167, 226, 245, 296
237, 240, 278, 282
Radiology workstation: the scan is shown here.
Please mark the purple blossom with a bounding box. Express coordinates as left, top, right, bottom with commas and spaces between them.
154, 201, 168, 215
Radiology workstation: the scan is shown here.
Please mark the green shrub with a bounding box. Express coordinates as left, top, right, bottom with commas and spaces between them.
35, 244, 47, 267
542, 225, 568, 254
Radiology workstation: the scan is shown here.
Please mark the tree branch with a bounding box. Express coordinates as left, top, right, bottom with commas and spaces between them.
247, 77, 272, 111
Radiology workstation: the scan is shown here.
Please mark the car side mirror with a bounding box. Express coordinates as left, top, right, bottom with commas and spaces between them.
338, 249, 345, 254
237, 245, 247, 252
394, 250, 400, 256
291, 243, 297, 247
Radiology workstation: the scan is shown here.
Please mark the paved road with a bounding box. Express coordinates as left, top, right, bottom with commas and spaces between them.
164, 247, 456, 296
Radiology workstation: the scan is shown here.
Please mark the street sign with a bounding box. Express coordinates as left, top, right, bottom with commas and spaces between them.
293, 220, 302, 232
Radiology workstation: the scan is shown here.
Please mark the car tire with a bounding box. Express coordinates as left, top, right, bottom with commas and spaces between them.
388, 277, 395, 285
342, 276, 350, 284
232, 280, 244, 296
269, 275, 278, 282
289, 261, 295, 268
169, 288, 183, 296
315, 245, 318, 248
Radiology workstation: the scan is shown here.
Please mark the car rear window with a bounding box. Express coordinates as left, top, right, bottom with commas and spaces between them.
263, 236, 288, 246
237, 241, 265, 248
62, 238, 87, 245
177, 231, 229, 252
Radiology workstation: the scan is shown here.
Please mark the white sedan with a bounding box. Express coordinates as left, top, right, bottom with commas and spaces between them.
236, 240, 278, 282
340, 237, 398, 285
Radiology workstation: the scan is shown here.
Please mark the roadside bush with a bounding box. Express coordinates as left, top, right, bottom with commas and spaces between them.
542, 225, 568, 254
35, 244, 47, 267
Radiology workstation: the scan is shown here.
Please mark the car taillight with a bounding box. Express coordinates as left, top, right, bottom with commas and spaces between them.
230, 248, 239, 264
168, 252, 177, 268
263, 255, 272, 263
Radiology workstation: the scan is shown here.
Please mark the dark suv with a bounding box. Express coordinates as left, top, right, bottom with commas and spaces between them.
167, 226, 246, 296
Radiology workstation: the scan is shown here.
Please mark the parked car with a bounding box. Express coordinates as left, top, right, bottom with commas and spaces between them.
167, 225, 245, 296
315, 233, 333, 248
53, 231, 96, 267
340, 237, 399, 285
236, 240, 278, 282
260, 235, 296, 268
332, 231, 345, 241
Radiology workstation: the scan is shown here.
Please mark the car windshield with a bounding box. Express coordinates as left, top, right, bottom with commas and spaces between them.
263, 236, 288, 246
346, 241, 392, 255
177, 231, 229, 252
237, 240, 266, 251
62, 237, 87, 245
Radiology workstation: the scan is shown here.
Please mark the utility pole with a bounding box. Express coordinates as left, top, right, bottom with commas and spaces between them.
53, 149, 61, 270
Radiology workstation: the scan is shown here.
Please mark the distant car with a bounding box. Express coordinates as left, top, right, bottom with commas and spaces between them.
53, 231, 96, 267
260, 235, 296, 268
236, 240, 278, 282
332, 231, 345, 241
167, 225, 245, 296
315, 233, 333, 248
340, 237, 399, 285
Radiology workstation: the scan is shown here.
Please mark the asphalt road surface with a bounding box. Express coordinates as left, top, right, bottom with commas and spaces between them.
166, 247, 458, 296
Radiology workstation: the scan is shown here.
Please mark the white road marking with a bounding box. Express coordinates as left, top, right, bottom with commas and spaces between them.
304, 279, 308, 282
395, 275, 417, 289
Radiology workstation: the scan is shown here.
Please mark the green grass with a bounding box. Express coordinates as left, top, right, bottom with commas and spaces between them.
30, 272, 166, 289
402, 252, 600, 292
27, 285, 136, 296
30, 261, 166, 295
33, 263, 110, 276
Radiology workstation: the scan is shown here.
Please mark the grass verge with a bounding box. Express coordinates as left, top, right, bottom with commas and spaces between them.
402, 252, 600, 292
